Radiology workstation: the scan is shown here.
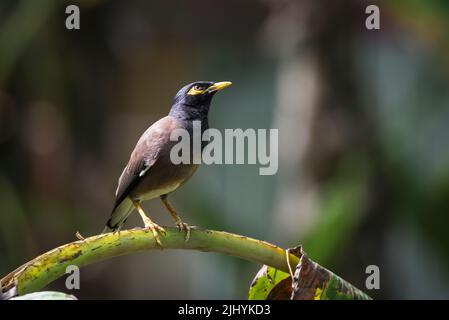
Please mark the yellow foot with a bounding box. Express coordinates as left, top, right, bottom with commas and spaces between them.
143, 218, 166, 247
176, 221, 191, 242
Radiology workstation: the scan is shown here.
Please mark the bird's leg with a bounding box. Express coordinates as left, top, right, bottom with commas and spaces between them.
132, 200, 166, 247
160, 195, 190, 242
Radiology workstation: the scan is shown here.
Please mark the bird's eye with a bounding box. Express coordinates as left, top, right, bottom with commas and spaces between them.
187, 85, 205, 95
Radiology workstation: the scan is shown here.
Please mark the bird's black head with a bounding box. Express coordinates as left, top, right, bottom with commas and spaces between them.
169, 81, 232, 120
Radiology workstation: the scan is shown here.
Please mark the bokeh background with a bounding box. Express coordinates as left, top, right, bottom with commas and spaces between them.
1, 0, 449, 299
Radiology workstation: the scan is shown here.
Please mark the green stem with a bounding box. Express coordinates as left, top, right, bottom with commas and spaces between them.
1, 227, 300, 295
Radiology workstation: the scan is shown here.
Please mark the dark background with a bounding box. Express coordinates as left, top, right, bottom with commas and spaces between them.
1, 0, 449, 299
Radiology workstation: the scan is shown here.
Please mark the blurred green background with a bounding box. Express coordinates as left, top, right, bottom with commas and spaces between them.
1, 0, 449, 299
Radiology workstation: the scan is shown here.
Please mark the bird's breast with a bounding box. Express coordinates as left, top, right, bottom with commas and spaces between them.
131, 162, 199, 201
137, 181, 182, 201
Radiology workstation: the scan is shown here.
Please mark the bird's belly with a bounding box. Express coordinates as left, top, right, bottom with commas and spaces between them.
131, 163, 198, 201
138, 181, 181, 201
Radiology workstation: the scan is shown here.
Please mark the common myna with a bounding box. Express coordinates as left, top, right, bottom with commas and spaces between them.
103, 81, 232, 246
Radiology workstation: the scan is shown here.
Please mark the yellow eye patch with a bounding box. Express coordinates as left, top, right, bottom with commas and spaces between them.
187, 85, 206, 95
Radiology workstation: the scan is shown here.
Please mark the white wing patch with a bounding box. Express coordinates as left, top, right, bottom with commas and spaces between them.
139, 166, 150, 177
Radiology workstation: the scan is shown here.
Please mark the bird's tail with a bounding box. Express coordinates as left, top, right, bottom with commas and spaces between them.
102, 198, 134, 234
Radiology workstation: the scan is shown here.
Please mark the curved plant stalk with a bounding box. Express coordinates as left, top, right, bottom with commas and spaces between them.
0, 227, 300, 295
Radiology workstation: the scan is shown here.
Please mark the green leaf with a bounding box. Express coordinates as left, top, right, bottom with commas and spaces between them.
291, 249, 371, 300
248, 265, 290, 300
248, 246, 372, 300
9, 291, 77, 300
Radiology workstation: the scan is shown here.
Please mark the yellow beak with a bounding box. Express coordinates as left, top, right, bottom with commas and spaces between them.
208, 81, 232, 92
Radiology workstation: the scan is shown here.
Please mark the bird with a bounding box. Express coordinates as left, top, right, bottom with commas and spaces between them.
103, 81, 232, 247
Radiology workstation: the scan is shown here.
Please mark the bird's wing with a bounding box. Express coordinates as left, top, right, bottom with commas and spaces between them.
113, 116, 178, 209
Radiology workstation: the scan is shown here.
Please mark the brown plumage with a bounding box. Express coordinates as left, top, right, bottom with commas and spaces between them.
103, 81, 232, 246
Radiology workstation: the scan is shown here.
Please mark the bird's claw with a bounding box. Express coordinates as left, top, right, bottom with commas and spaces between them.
176, 222, 191, 242
143, 219, 166, 248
